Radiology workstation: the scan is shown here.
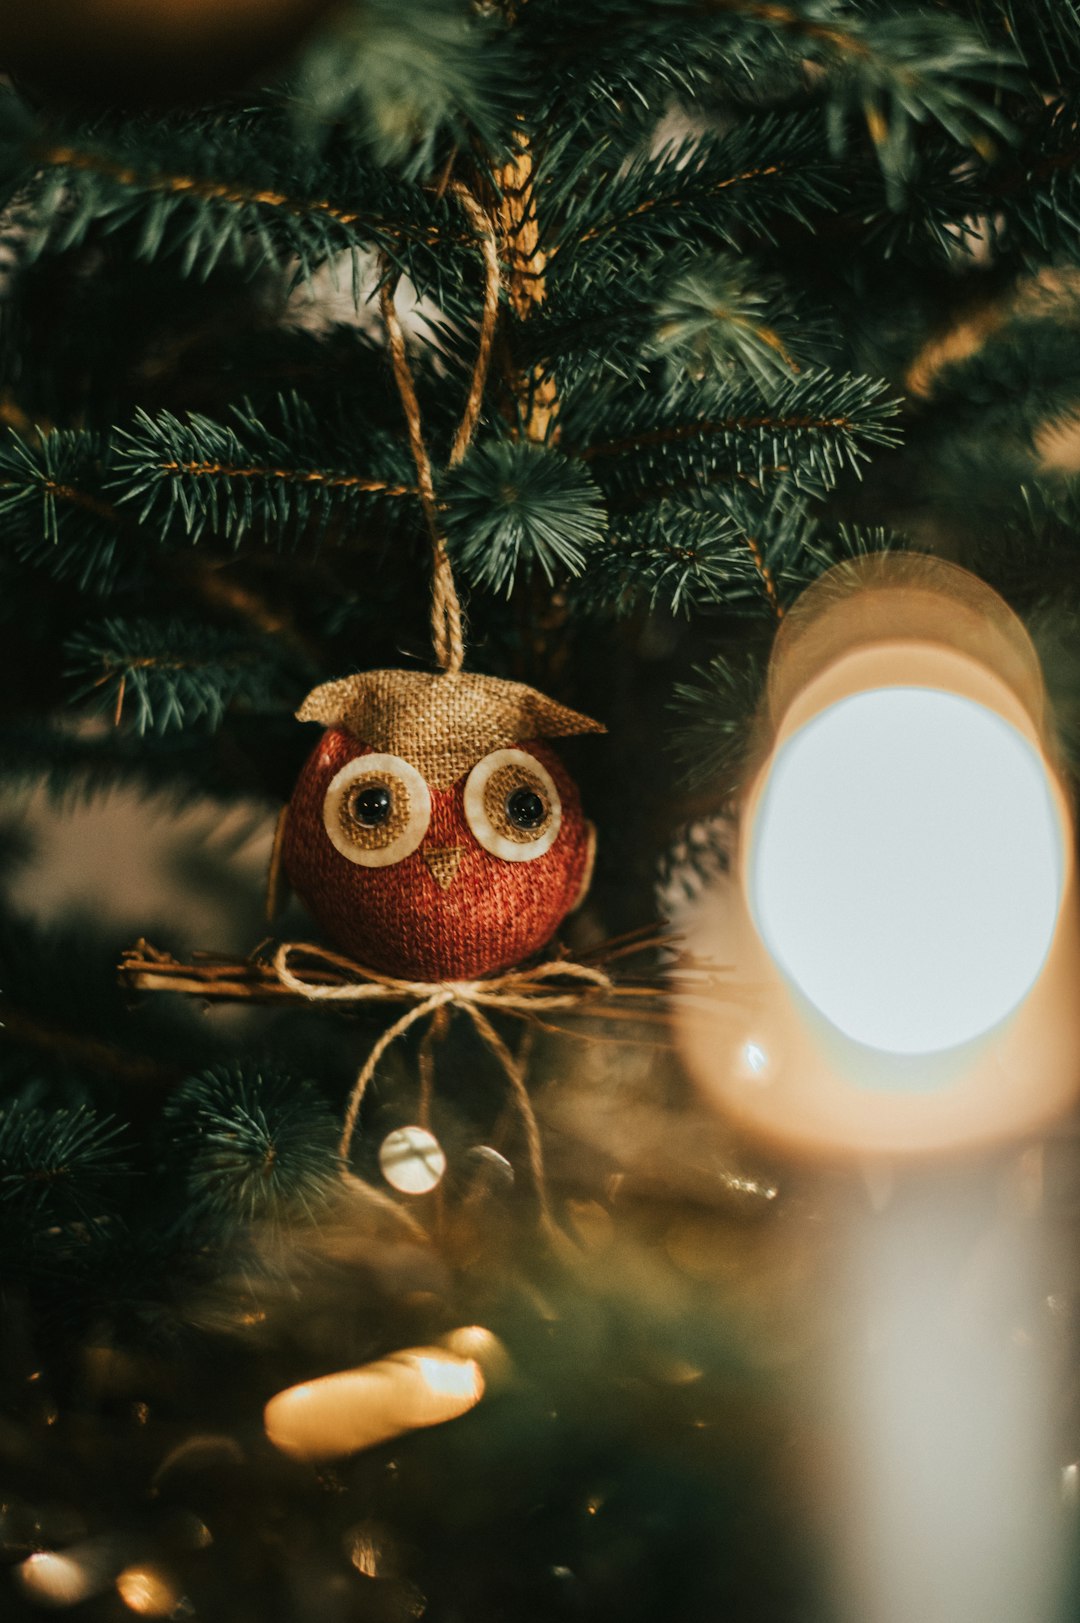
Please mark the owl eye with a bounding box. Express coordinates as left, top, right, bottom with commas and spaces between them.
323, 753, 431, 868
463, 749, 562, 862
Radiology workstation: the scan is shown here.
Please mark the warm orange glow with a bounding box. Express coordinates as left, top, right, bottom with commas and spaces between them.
116, 1566, 180, 1617
678, 555, 1080, 1159
264, 1343, 485, 1462
17, 1549, 103, 1606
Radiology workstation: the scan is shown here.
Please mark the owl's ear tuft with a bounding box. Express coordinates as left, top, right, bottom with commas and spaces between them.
295, 675, 367, 730
519, 690, 606, 739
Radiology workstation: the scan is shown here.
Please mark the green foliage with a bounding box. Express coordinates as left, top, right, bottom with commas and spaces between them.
650, 253, 811, 389
0, 93, 461, 299
819, 11, 1018, 202
668, 651, 766, 795
65, 618, 294, 735
111, 395, 418, 549
527, 1, 1016, 203
293, 0, 514, 173
443, 441, 608, 594
549, 112, 844, 276
581, 503, 764, 617
973, 0, 1080, 83
4, 1, 1080, 1615
0, 428, 127, 592
163, 1064, 341, 1229
570, 369, 901, 500
1001, 96, 1080, 262
0, 1103, 129, 1230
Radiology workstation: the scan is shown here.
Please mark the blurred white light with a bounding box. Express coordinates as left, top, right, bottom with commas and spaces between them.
378, 1125, 446, 1195
744, 1042, 768, 1076
18, 1551, 99, 1607
1064, 1463, 1080, 1508
749, 687, 1064, 1055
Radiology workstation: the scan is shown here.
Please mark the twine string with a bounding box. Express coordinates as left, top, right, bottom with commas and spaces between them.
337, 991, 453, 1163
447, 182, 501, 468
379, 273, 463, 674
458, 999, 553, 1232
377, 181, 501, 676
417, 1003, 448, 1130
272, 942, 611, 1230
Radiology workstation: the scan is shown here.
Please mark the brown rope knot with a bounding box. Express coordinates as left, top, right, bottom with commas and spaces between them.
271, 941, 612, 1234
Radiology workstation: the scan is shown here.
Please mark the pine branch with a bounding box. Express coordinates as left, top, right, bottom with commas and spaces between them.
163, 1063, 340, 1230
813, 10, 1018, 200
0, 1105, 129, 1230
1, 94, 465, 295
442, 440, 608, 595
668, 651, 766, 792
65, 617, 296, 735
0, 428, 130, 592
578, 502, 763, 616
529, 1, 1017, 201
550, 112, 843, 274
570, 369, 901, 498
649, 251, 811, 388
995, 95, 1080, 259
110, 396, 419, 548
291, 0, 515, 175
966, 0, 1080, 85
575, 478, 823, 616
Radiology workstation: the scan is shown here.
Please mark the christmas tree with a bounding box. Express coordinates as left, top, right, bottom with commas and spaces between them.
1, 2, 1078, 1618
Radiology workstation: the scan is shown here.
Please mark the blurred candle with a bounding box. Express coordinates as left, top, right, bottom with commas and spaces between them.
822, 1163, 1063, 1623
679, 553, 1080, 1158
677, 556, 1078, 1623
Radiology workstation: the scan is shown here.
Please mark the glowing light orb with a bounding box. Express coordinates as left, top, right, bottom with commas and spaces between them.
116, 1566, 180, 1617
17, 1551, 98, 1607
749, 687, 1065, 1055
743, 1042, 768, 1076
378, 1125, 446, 1195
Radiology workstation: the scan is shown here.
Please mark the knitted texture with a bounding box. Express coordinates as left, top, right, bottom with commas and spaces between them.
282, 671, 600, 980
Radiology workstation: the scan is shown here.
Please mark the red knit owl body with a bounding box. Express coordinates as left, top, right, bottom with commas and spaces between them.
280, 670, 602, 982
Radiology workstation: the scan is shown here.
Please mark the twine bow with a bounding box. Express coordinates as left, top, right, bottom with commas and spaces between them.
272, 942, 612, 1233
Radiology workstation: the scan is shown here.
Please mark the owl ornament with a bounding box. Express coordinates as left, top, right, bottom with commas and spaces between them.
276, 668, 604, 981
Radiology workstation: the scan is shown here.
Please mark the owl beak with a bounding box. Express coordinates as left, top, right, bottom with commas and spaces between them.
423, 845, 464, 890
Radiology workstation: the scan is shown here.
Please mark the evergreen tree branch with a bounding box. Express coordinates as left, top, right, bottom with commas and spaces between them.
1, 96, 469, 294
163, 1063, 340, 1230
668, 650, 766, 793
65, 617, 296, 735
551, 112, 843, 270
571, 370, 901, 494
0, 429, 130, 590
110, 397, 419, 547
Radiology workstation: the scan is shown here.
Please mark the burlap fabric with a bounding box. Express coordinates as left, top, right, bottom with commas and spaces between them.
297, 668, 603, 787
284, 670, 603, 980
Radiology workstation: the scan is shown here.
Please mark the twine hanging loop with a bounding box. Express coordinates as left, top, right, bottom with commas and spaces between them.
378, 180, 501, 676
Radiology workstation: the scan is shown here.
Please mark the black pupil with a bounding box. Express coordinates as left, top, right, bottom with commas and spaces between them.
507, 788, 545, 830
354, 785, 391, 826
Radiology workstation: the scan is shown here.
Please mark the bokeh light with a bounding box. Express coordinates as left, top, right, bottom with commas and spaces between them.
378, 1125, 447, 1194
678, 555, 1080, 1158
750, 686, 1064, 1054
265, 1342, 485, 1461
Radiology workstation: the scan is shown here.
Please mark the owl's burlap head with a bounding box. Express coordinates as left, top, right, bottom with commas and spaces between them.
297, 669, 605, 789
